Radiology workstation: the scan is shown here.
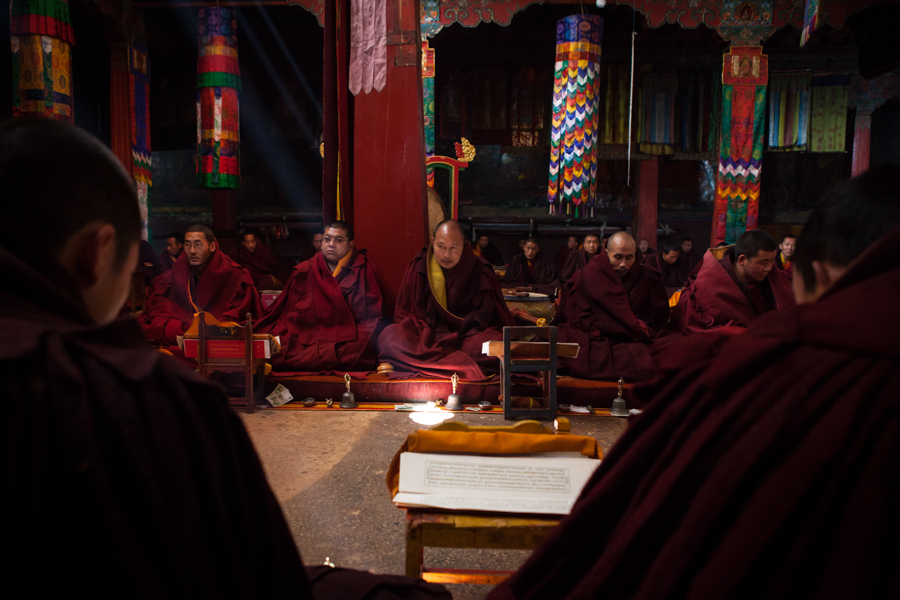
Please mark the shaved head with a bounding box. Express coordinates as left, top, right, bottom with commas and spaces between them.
432, 219, 467, 269
433, 219, 466, 241
606, 232, 637, 277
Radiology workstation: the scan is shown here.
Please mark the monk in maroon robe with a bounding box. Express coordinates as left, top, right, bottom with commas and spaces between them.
776, 233, 796, 278
642, 239, 683, 293
554, 235, 578, 272
488, 167, 900, 600
256, 221, 385, 372
474, 234, 505, 266
607, 232, 669, 333
378, 219, 514, 380
503, 237, 561, 297
679, 236, 704, 275
553, 243, 657, 382
0, 118, 448, 600
671, 229, 795, 333
561, 233, 600, 282
230, 229, 291, 290
159, 232, 183, 271
139, 224, 263, 345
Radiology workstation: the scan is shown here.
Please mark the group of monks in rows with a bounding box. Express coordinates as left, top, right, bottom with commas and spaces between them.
135, 214, 799, 385
6, 118, 900, 598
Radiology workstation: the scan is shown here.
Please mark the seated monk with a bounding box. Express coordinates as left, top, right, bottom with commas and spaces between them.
139, 224, 262, 346
776, 233, 796, 278
554, 235, 578, 272
637, 238, 655, 255
138, 239, 163, 281
0, 118, 449, 600
256, 221, 384, 372
560, 233, 600, 282
159, 232, 183, 271
679, 236, 703, 274
474, 234, 504, 266
230, 228, 290, 291
488, 166, 900, 600
642, 239, 683, 292
377, 219, 514, 380
606, 232, 669, 333
670, 229, 794, 333
552, 242, 658, 381
503, 237, 561, 297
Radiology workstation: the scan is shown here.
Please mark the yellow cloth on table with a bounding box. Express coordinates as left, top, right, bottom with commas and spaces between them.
386, 430, 602, 497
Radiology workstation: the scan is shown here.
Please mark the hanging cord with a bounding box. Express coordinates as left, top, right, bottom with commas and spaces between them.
627, 10, 636, 186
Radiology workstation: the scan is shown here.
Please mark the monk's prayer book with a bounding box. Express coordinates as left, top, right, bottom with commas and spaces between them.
393, 452, 600, 515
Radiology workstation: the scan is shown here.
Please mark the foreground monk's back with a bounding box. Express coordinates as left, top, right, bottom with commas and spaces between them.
256, 221, 385, 372
489, 167, 900, 600
378, 219, 514, 380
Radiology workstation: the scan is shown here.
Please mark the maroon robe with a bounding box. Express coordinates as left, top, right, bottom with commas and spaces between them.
503, 251, 561, 296
553, 251, 658, 381
159, 248, 181, 271
620, 260, 670, 334
670, 247, 795, 333
776, 251, 794, 278
230, 241, 291, 291
561, 248, 595, 282
0, 245, 449, 600
488, 224, 900, 600
377, 245, 515, 380
256, 249, 385, 372
641, 251, 684, 291
554, 244, 575, 272
139, 250, 263, 345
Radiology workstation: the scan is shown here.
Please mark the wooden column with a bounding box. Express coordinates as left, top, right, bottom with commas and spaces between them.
633, 157, 658, 251
109, 42, 134, 177
851, 107, 873, 177
352, 0, 428, 318
212, 190, 237, 234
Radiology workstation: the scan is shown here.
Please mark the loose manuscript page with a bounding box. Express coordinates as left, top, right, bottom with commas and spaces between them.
393, 453, 600, 515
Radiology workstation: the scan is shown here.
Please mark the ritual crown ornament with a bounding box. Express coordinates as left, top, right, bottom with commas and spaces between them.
454, 138, 476, 162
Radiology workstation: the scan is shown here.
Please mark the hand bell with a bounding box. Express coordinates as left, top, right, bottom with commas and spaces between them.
610, 377, 629, 417
445, 373, 463, 411
340, 373, 358, 409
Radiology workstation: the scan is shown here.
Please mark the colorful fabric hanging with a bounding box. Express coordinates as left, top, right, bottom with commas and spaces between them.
423, 41, 435, 188
639, 73, 678, 155
713, 46, 768, 245
130, 41, 152, 241
10, 0, 75, 123
801, 0, 820, 46
599, 64, 630, 145
809, 75, 850, 153
547, 14, 603, 216
767, 74, 811, 151
197, 7, 241, 189
680, 70, 719, 153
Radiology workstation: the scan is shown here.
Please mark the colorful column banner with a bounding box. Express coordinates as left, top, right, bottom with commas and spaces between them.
423, 41, 436, 188
800, 0, 820, 46
713, 46, 768, 245
10, 0, 75, 123
767, 74, 811, 151
197, 7, 241, 189
130, 41, 152, 241
547, 14, 603, 216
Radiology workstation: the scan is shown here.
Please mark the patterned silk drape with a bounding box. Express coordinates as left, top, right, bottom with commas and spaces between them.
809, 75, 849, 153
767, 74, 811, 151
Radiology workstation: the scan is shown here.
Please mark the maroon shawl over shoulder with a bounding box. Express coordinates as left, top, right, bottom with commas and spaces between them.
139, 250, 263, 345
377, 245, 514, 380
670, 247, 795, 333
553, 251, 657, 382
503, 251, 561, 296
256, 249, 385, 372
230, 241, 290, 290
776, 251, 794, 278
159, 248, 180, 271
620, 260, 670, 334
561, 248, 595, 282
642, 251, 684, 290
489, 224, 900, 600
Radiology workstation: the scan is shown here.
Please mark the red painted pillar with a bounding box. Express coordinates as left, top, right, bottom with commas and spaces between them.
353, 0, 428, 318
633, 157, 658, 251
109, 42, 134, 178
851, 107, 872, 178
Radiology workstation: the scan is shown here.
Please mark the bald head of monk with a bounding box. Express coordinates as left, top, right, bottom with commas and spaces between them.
794, 165, 900, 304
583, 234, 601, 256
432, 219, 467, 270
184, 225, 218, 276
0, 118, 141, 324
322, 220, 355, 271
733, 230, 778, 287
606, 232, 637, 278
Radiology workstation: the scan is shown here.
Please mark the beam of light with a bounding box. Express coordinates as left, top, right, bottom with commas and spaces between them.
409, 412, 455, 425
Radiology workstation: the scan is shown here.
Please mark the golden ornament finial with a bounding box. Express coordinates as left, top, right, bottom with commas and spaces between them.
451, 373, 459, 394
459, 138, 475, 162
344, 373, 351, 392
617, 377, 624, 397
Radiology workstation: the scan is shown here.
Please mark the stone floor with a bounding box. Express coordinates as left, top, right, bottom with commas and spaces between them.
240, 409, 628, 600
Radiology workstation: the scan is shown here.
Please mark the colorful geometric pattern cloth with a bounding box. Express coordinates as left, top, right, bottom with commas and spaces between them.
10, 0, 75, 123
130, 41, 152, 241
714, 46, 768, 245
422, 41, 436, 188
800, 0, 820, 46
547, 14, 603, 216
197, 7, 241, 189
767, 74, 811, 151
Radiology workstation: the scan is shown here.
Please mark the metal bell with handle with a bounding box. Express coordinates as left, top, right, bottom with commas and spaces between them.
340, 373, 358, 409
610, 377, 628, 416
445, 373, 463, 411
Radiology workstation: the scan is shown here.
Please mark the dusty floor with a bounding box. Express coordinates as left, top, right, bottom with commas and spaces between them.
240, 409, 628, 599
